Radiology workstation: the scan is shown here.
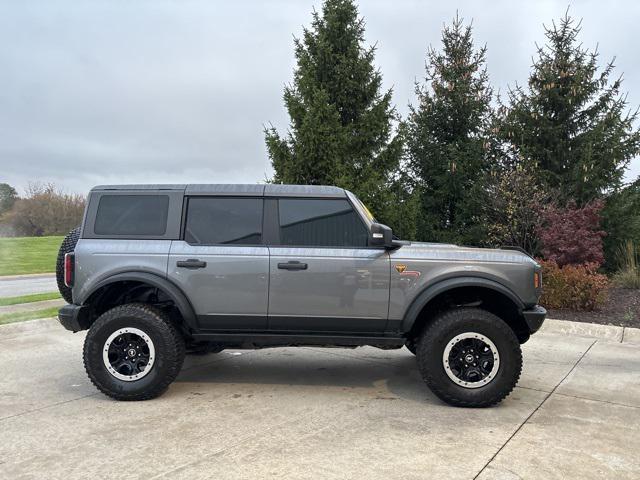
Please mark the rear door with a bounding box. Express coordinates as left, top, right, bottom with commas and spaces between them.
168, 196, 269, 331
266, 197, 390, 333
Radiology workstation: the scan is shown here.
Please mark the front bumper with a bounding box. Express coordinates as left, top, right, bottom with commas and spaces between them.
58, 304, 90, 332
522, 305, 546, 334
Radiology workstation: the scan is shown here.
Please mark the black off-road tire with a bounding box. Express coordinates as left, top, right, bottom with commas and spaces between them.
416, 308, 522, 408
55, 226, 81, 303
83, 303, 186, 401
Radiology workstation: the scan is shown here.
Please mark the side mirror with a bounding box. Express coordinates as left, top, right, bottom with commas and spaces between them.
369, 223, 393, 248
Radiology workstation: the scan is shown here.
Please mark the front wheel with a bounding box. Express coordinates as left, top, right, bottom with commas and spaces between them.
83, 303, 185, 401
416, 308, 522, 407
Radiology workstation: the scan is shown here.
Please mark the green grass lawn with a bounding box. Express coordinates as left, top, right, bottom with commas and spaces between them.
0, 306, 60, 325
0, 292, 62, 306
0, 236, 63, 276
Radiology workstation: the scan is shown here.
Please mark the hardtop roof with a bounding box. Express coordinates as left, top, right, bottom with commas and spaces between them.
91, 184, 347, 198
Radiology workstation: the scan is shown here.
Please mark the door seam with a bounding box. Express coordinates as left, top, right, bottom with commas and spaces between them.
266, 244, 271, 330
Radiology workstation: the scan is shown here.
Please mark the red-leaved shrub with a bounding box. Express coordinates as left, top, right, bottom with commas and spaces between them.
539, 260, 609, 311
538, 200, 606, 267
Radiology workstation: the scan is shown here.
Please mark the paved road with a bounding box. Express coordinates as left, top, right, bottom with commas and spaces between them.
0, 320, 638, 479
0, 274, 57, 297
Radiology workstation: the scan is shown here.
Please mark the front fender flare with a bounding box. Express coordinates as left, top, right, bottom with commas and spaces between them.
401, 276, 525, 333
80, 271, 198, 330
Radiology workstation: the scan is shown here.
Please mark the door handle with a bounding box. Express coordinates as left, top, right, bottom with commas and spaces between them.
277, 261, 308, 271
176, 259, 207, 269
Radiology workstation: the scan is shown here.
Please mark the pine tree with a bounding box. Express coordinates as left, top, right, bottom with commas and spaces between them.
502, 13, 640, 205
406, 15, 493, 245
264, 0, 403, 225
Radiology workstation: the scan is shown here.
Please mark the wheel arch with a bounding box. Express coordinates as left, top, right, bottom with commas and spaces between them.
402, 277, 531, 343
79, 272, 198, 332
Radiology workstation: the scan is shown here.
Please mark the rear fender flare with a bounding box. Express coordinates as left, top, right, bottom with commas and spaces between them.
81, 272, 198, 330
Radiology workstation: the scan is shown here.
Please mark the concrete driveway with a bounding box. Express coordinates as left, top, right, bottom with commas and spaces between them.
0, 319, 638, 480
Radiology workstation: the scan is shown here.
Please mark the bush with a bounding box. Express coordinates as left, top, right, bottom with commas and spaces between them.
613, 269, 640, 289
612, 241, 640, 289
538, 200, 606, 267
2, 183, 85, 237
539, 260, 609, 311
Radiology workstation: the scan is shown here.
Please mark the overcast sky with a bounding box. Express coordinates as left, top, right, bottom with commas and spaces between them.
1, 0, 639, 195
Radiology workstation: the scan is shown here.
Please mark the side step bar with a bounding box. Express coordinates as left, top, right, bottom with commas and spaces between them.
190, 332, 406, 349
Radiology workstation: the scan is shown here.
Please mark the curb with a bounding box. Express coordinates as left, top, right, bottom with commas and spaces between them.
542, 318, 639, 344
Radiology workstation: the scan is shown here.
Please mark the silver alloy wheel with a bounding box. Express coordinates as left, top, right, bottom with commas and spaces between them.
102, 327, 156, 382
442, 332, 500, 389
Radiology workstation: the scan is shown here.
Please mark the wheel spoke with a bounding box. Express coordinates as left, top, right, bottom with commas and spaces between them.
443, 332, 500, 389
103, 328, 156, 382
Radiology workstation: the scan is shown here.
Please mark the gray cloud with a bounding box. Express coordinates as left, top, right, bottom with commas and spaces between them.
0, 0, 638, 195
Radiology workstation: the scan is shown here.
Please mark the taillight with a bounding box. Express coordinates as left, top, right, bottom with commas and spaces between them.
64, 253, 75, 287
534, 270, 541, 289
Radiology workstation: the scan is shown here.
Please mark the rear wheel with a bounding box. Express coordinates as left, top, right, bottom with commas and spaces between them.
83, 303, 185, 401
416, 308, 522, 407
55, 227, 80, 303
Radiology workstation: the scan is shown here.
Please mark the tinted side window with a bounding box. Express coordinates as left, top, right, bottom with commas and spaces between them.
278, 199, 368, 247
185, 197, 263, 245
94, 195, 169, 236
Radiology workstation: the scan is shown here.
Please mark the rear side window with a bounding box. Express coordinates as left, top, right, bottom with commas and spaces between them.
185, 197, 263, 245
278, 199, 368, 247
94, 195, 169, 236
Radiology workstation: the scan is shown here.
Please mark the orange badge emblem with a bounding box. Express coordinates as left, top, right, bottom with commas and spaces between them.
395, 264, 420, 277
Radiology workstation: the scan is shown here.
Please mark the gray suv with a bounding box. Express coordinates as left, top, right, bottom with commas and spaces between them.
57, 184, 545, 406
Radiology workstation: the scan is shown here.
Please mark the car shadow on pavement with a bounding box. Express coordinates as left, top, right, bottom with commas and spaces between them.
174, 349, 440, 405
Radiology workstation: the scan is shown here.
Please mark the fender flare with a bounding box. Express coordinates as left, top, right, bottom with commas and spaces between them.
401, 276, 525, 333
80, 272, 198, 330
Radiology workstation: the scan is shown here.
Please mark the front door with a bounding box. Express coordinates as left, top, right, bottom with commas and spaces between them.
267, 198, 390, 333
168, 196, 269, 331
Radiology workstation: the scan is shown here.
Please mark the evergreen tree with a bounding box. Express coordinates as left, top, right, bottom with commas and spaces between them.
602, 177, 640, 269
265, 0, 403, 226
406, 15, 493, 245
502, 13, 640, 204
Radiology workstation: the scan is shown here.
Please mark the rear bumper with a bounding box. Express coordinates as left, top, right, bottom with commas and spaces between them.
522, 305, 546, 334
58, 304, 90, 332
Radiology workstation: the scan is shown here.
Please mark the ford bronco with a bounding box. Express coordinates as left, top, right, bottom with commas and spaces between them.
56, 184, 545, 406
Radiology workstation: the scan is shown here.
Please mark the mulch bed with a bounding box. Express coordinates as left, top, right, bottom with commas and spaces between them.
547, 287, 640, 328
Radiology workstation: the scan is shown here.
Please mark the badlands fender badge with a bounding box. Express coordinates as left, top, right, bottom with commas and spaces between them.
395, 264, 420, 277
